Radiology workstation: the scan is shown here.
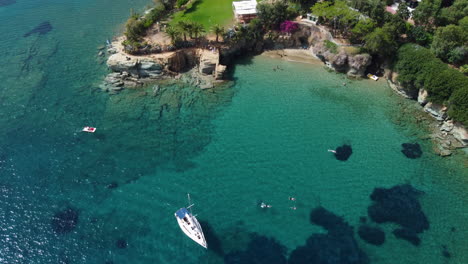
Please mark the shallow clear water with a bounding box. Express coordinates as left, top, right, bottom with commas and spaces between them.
1, 1, 468, 263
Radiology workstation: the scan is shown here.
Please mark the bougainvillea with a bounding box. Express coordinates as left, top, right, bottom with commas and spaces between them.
280, 21, 299, 33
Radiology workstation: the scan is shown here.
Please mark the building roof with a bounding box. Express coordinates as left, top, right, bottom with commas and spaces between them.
233, 0, 257, 15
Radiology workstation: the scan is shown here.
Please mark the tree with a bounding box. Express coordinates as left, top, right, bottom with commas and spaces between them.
165, 26, 181, 44
431, 25, 467, 62
412, 0, 442, 30
258, 1, 291, 30
311, 0, 360, 36
448, 85, 468, 125
448, 46, 468, 65
211, 24, 224, 42
397, 2, 411, 21
439, 0, 468, 25
191, 22, 205, 40
350, 18, 376, 44
364, 27, 398, 56
408, 26, 433, 46
177, 20, 191, 41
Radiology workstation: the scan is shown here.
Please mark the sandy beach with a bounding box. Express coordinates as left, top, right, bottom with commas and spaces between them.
261, 48, 323, 65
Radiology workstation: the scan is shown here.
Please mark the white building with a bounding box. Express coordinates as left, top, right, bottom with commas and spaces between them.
232, 0, 257, 23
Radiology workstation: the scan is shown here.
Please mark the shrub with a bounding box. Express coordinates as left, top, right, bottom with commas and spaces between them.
324, 40, 338, 53
176, 0, 189, 8
280, 21, 299, 33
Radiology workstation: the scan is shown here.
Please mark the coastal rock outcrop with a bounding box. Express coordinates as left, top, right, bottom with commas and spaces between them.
347, 54, 372, 77
424, 102, 447, 121
417, 89, 429, 105
451, 123, 468, 146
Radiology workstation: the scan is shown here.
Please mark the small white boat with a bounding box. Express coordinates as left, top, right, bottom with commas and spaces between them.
327, 149, 337, 153
82, 126, 96, 133
367, 74, 379, 81
175, 194, 207, 249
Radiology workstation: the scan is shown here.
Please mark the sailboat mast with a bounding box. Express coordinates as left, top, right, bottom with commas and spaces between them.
187, 193, 194, 214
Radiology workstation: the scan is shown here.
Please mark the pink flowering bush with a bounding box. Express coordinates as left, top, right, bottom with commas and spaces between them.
280, 21, 299, 34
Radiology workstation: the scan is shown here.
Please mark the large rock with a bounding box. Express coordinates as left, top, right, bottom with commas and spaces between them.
424, 102, 447, 121
451, 123, 468, 146
440, 120, 454, 132
347, 54, 371, 77
139, 59, 163, 78
418, 89, 429, 105
107, 53, 138, 74
215, 64, 227, 80
199, 50, 219, 75
330, 51, 348, 72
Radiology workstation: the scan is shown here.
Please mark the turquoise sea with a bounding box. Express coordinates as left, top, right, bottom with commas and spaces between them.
0, 0, 467, 263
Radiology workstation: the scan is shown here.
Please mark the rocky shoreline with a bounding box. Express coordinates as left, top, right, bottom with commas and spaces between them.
100, 23, 467, 157
386, 71, 468, 156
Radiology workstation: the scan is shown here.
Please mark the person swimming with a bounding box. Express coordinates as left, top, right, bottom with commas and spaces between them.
289, 197, 296, 201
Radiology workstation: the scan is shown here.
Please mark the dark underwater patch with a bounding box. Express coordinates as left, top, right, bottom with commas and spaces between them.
51, 207, 79, 234
116, 238, 128, 249
442, 245, 451, 258
401, 143, 422, 159
309, 206, 352, 236
367, 184, 428, 245
358, 225, 385, 246
105, 182, 118, 189
0, 0, 16, 7
199, 220, 224, 256
334, 144, 353, 161
289, 207, 368, 264
393, 228, 420, 246
224, 233, 287, 264
24, 21, 53, 37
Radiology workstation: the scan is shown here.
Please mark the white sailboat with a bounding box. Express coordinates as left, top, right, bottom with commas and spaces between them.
174, 194, 207, 249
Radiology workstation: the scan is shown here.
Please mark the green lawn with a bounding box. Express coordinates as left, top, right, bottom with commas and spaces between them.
170, 0, 234, 30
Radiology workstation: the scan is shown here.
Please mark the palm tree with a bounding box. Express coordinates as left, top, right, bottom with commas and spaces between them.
165, 26, 180, 45
191, 22, 205, 40
211, 24, 224, 43
177, 20, 191, 41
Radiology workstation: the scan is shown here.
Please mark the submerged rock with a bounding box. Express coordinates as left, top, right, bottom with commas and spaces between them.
51, 207, 79, 234
290, 207, 368, 264
116, 238, 128, 249
401, 143, 423, 159
0, 0, 16, 6
310, 206, 352, 236
368, 184, 429, 235
24, 21, 53, 37
334, 144, 353, 161
358, 225, 385, 246
224, 233, 287, 264
393, 228, 420, 246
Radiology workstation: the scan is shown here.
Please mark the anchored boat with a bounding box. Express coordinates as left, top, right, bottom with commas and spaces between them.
174, 194, 207, 249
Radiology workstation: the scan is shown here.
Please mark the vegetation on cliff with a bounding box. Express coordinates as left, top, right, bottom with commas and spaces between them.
395, 44, 468, 125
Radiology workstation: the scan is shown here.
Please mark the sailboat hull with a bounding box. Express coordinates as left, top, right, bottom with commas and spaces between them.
175, 208, 207, 249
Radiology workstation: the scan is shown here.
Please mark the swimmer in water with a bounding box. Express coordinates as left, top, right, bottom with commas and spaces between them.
289, 197, 296, 201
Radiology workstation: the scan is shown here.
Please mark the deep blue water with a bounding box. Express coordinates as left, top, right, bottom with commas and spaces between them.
1, 1, 467, 263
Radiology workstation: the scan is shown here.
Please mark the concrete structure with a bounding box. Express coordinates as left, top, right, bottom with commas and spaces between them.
232, 0, 257, 23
